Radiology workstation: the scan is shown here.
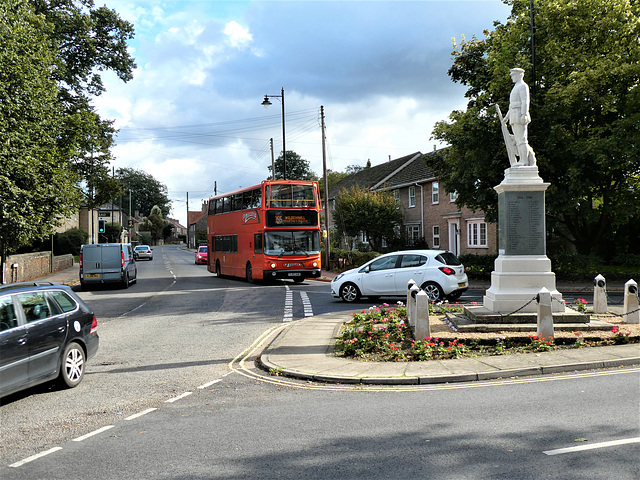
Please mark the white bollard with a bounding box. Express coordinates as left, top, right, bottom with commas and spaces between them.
406, 279, 417, 313
537, 287, 554, 339
407, 284, 420, 329
593, 274, 607, 314
415, 290, 431, 341
623, 279, 639, 324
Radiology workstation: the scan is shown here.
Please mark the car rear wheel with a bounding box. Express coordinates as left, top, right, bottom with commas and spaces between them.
339, 282, 361, 303
58, 342, 85, 388
421, 281, 444, 302
122, 272, 129, 289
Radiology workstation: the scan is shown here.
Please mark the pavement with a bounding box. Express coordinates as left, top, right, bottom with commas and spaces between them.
31, 263, 640, 386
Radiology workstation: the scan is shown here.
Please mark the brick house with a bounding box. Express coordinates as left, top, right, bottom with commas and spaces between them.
327, 150, 497, 256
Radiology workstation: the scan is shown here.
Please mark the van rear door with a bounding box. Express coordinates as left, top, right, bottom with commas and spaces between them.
100, 244, 123, 281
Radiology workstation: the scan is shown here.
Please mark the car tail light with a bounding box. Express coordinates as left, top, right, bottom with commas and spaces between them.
90, 315, 98, 334
121, 251, 125, 267
79, 253, 83, 268
439, 266, 456, 276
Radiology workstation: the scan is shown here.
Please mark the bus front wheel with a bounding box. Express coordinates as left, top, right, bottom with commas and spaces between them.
246, 262, 254, 284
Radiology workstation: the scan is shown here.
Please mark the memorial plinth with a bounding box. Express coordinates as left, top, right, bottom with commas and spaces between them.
482, 166, 564, 314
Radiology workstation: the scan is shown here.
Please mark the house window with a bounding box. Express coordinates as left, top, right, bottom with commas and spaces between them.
432, 182, 439, 204
408, 186, 416, 207
450, 191, 458, 203
467, 220, 487, 248
406, 225, 419, 244
432, 225, 440, 248
393, 189, 400, 204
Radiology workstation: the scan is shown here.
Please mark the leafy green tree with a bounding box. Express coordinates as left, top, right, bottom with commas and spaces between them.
117, 168, 171, 218
0, 0, 81, 267
29, 0, 136, 194
268, 150, 317, 181
333, 186, 403, 252
431, 0, 640, 258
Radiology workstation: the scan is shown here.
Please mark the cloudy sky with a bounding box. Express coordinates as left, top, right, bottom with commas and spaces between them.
94, 0, 512, 226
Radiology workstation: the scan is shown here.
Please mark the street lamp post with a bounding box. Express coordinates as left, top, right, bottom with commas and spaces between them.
261, 87, 286, 180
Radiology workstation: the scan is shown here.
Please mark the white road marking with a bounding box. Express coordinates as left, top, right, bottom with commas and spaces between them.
9, 447, 62, 468
198, 378, 222, 389
165, 391, 192, 403
543, 437, 640, 456
283, 286, 293, 322
300, 291, 313, 317
125, 408, 158, 421
73, 425, 115, 442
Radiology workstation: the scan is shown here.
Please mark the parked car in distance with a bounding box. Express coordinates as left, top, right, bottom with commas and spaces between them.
195, 245, 208, 265
134, 245, 153, 261
331, 250, 468, 303
80, 243, 137, 289
0, 281, 99, 398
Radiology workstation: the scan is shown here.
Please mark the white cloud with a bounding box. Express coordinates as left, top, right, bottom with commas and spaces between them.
223, 21, 252, 49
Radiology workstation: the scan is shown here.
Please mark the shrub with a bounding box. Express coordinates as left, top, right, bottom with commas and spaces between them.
54, 228, 88, 256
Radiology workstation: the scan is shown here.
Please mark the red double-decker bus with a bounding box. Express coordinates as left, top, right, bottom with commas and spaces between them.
207, 180, 322, 282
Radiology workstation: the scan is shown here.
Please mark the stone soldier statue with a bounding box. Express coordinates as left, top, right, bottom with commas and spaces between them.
498, 68, 536, 167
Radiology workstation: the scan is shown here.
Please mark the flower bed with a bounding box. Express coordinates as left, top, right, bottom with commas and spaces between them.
334, 302, 639, 362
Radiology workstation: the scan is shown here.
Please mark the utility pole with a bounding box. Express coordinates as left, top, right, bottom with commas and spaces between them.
320, 105, 330, 271
186, 191, 189, 248
270, 138, 275, 180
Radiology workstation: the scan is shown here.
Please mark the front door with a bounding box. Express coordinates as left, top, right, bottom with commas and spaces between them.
448, 220, 460, 256
360, 255, 400, 295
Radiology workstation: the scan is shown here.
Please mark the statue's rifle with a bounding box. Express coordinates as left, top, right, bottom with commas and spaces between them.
495, 104, 518, 167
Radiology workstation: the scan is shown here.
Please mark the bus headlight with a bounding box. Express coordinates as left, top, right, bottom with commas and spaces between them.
312, 261, 318, 267
271, 263, 277, 269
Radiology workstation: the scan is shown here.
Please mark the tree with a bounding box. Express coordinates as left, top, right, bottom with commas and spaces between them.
267, 150, 317, 181
0, 0, 81, 269
431, 0, 640, 258
333, 186, 403, 252
117, 168, 171, 218
29, 0, 136, 196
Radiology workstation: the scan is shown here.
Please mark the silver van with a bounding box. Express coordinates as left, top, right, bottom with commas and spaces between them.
79, 243, 137, 289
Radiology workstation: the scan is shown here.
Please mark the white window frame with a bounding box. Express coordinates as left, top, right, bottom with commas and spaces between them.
408, 186, 416, 208
450, 191, 458, 203
467, 220, 488, 248
393, 189, 400, 204
406, 225, 419, 244
432, 225, 440, 248
432, 182, 439, 204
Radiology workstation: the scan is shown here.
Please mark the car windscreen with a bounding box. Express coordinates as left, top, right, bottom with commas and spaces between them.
435, 252, 461, 265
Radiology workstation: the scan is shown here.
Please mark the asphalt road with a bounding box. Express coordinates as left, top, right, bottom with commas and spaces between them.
1, 246, 638, 478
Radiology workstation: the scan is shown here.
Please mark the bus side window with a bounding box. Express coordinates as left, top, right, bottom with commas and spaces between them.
254, 233, 263, 254
253, 188, 262, 208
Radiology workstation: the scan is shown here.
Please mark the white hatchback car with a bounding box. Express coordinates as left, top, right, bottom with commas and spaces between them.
331, 250, 468, 303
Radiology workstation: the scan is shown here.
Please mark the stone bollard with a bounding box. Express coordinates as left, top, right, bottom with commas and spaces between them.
406, 279, 417, 312
415, 290, 431, 341
593, 274, 607, 314
407, 284, 420, 329
536, 287, 554, 339
623, 279, 639, 324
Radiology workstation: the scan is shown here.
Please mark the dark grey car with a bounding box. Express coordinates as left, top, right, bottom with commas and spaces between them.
0, 282, 99, 398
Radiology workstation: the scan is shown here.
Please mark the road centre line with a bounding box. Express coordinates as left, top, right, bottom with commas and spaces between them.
9, 447, 62, 468
125, 408, 158, 421
543, 437, 640, 456
198, 378, 223, 389
73, 425, 115, 442
165, 391, 193, 403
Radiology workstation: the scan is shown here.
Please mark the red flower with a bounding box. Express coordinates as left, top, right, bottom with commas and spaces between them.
612, 326, 619, 334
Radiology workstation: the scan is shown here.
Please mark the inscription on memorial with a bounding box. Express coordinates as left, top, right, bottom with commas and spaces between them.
498, 191, 545, 255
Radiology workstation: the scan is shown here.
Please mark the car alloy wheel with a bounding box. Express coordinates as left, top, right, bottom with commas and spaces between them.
421, 282, 444, 302
339, 283, 360, 302
59, 342, 85, 388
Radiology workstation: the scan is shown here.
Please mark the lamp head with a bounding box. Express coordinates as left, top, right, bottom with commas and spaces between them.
261, 95, 272, 107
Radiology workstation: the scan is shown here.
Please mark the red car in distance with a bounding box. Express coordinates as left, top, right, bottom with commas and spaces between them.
195, 246, 208, 265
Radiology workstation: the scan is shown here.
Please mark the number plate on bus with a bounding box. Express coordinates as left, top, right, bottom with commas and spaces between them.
288, 273, 301, 277
86, 274, 100, 278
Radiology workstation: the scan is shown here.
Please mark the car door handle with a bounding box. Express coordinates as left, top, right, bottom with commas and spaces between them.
17, 338, 26, 345
58, 326, 66, 333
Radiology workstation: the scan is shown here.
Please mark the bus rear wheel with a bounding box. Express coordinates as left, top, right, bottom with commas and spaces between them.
246, 262, 254, 283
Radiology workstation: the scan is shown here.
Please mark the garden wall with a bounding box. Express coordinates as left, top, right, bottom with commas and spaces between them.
3, 252, 73, 284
